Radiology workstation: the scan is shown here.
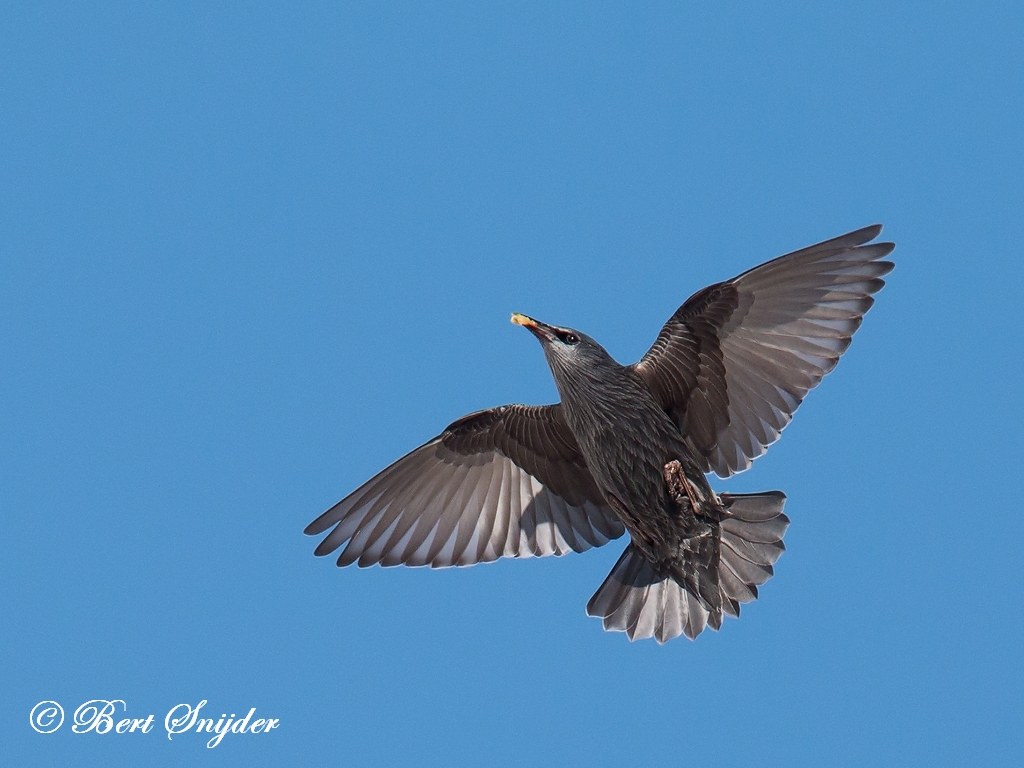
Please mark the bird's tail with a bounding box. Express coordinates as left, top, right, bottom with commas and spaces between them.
585, 491, 789, 643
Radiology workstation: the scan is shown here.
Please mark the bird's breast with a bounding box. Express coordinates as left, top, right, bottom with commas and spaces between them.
565, 394, 684, 495
559, 375, 710, 558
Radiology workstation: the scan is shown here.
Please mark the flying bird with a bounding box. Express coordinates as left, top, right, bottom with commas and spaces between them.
306, 226, 894, 642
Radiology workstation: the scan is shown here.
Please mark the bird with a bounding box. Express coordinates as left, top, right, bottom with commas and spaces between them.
305, 225, 894, 643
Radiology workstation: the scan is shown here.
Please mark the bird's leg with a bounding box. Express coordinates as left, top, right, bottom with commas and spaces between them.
662, 459, 703, 513
663, 461, 723, 617
662, 460, 686, 506
664, 459, 720, 546
663, 460, 702, 538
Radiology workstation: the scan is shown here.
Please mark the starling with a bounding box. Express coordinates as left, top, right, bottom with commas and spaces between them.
306, 226, 894, 642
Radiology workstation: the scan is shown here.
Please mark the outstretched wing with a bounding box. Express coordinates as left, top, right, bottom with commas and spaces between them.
633, 225, 894, 478
305, 404, 624, 568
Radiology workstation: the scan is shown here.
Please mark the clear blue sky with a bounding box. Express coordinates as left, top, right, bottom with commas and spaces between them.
3, 2, 1022, 766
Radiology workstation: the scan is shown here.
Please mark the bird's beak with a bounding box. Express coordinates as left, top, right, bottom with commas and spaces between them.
511, 313, 557, 343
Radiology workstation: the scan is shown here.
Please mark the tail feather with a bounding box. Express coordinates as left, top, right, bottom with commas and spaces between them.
586, 545, 711, 642
718, 491, 788, 604
586, 491, 789, 643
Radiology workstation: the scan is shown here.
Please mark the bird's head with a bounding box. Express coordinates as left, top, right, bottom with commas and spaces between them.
511, 313, 619, 398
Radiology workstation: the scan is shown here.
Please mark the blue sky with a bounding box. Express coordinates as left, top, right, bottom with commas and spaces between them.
3, 2, 1022, 765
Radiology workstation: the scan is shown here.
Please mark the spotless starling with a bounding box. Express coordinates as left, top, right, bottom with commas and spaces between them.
306, 226, 894, 642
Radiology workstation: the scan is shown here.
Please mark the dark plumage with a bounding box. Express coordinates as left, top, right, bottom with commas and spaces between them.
306, 225, 895, 642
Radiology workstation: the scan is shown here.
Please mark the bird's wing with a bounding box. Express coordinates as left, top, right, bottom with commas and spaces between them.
632, 225, 894, 478
305, 404, 624, 567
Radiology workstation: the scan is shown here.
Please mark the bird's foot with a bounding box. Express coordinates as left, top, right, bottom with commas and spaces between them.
662, 460, 686, 504
662, 459, 703, 512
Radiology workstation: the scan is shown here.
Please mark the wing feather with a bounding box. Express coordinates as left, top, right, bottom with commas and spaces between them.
633, 225, 894, 477
306, 404, 625, 567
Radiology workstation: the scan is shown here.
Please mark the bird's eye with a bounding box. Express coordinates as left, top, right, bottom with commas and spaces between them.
563, 333, 579, 345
